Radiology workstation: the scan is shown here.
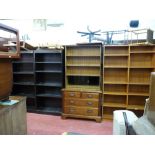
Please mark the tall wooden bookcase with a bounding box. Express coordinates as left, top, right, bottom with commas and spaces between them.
62, 43, 103, 122
103, 44, 155, 119
12, 48, 64, 115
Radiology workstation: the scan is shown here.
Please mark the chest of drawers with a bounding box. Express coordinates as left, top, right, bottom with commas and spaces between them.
62, 89, 102, 122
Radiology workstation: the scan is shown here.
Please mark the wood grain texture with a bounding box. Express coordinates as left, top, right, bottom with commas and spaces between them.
0, 59, 13, 100
0, 96, 27, 135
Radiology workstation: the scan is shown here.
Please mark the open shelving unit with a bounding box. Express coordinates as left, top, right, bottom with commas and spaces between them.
12, 50, 36, 110
103, 45, 129, 119
103, 44, 155, 119
65, 44, 102, 91
12, 48, 64, 115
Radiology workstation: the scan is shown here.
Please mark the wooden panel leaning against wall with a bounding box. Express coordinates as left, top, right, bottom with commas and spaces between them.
0, 23, 20, 101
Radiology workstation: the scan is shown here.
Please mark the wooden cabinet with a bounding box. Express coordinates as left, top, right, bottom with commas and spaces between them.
12, 48, 64, 115
62, 90, 102, 122
103, 45, 155, 119
0, 96, 27, 135
62, 43, 102, 122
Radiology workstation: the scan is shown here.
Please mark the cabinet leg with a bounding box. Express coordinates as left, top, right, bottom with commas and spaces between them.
61, 115, 67, 119
95, 118, 102, 123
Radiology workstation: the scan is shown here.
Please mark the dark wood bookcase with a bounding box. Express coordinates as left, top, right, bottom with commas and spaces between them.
12, 48, 64, 115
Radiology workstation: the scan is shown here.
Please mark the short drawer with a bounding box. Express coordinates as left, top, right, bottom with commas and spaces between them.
81, 92, 99, 99
64, 91, 81, 98
64, 99, 99, 107
64, 106, 98, 116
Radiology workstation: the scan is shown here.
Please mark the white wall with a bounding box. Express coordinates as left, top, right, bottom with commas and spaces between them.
0, 0, 155, 45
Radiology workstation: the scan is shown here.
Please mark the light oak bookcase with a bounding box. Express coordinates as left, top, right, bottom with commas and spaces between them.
103, 44, 155, 119
62, 43, 102, 122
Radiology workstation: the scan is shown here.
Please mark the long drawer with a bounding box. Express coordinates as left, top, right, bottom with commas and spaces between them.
64, 106, 98, 116
64, 99, 99, 107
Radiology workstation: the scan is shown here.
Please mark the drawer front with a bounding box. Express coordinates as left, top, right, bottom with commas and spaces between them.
64, 99, 78, 106
64, 91, 81, 98
82, 100, 99, 107
81, 92, 99, 99
64, 106, 98, 116
64, 99, 99, 107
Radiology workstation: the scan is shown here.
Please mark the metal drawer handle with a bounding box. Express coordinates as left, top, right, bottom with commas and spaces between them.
69, 108, 75, 113
87, 102, 93, 106
70, 93, 75, 97
88, 94, 93, 98
87, 109, 93, 113
70, 100, 75, 104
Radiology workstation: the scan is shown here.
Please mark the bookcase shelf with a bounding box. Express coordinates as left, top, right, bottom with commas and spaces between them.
103, 45, 155, 119
13, 71, 34, 74
14, 82, 35, 85
104, 92, 127, 95
104, 54, 129, 56
12, 48, 64, 114
104, 103, 127, 108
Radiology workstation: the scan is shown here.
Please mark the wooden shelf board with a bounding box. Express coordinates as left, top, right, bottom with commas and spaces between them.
35, 51, 62, 54
36, 70, 62, 73
128, 93, 149, 96
35, 62, 62, 64
66, 55, 100, 57
36, 82, 62, 87
129, 82, 150, 85
13, 93, 35, 98
130, 51, 155, 54
104, 92, 127, 95
130, 66, 154, 68
103, 114, 113, 120
104, 54, 129, 56
66, 85, 100, 91
14, 82, 35, 86
13, 61, 33, 63
104, 81, 128, 84
104, 66, 128, 68
13, 71, 34, 74
103, 103, 126, 108
36, 93, 62, 98
66, 64, 100, 67
36, 107, 61, 115
67, 73, 100, 77
127, 105, 144, 110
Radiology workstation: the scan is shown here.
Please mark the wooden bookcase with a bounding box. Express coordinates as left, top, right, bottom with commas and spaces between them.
65, 44, 102, 91
103, 45, 129, 119
62, 43, 102, 122
12, 50, 36, 110
35, 49, 63, 114
103, 45, 155, 119
127, 45, 155, 114
12, 48, 64, 115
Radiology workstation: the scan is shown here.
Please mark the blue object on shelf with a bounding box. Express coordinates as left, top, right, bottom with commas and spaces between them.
0, 100, 19, 106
